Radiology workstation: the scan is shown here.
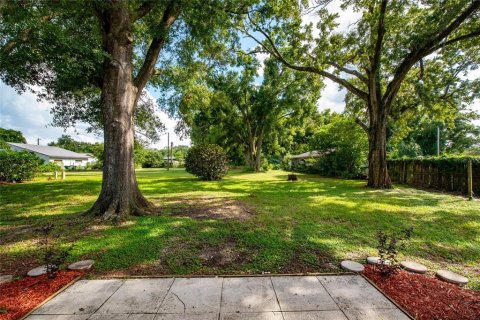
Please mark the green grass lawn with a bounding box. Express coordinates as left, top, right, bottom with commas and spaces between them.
1, 168, 479, 289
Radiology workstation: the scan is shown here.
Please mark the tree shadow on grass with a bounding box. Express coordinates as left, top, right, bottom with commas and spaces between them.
2, 170, 479, 284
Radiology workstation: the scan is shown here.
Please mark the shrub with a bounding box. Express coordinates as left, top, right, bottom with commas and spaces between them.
40, 162, 62, 173
37, 224, 73, 279
375, 227, 413, 276
185, 144, 228, 180
142, 150, 164, 168
308, 116, 368, 178
0, 150, 42, 182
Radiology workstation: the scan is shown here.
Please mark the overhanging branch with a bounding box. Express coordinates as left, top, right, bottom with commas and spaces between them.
133, 0, 180, 95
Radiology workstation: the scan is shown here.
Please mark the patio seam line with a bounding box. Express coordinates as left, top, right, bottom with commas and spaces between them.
89, 279, 125, 318
269, 276, 286, 320
315, 275, 350, 320
155, 277, 176, 314
218, 277, 225, 320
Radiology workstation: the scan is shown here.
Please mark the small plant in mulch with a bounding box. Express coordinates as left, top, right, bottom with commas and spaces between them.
37, 224, 74, 279
375, 227, 413, 276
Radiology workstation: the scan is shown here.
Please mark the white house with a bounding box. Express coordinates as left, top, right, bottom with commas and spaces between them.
7, 143, 90, 168
78, 153, 98, 165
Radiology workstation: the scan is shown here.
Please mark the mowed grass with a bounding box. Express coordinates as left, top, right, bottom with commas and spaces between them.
1, 168, 479, 289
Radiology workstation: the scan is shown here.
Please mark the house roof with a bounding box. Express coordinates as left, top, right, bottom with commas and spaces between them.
290, 150, 323, 159
7, 143, 90, 159
79, 153, 95, 158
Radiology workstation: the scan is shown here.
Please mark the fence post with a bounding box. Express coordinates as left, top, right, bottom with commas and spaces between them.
467, 159, 473, 200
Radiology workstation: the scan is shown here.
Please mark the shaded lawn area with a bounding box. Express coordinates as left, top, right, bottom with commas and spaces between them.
1, 168, 479, 290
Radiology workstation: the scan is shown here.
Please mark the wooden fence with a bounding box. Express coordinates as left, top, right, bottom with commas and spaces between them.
388, 159, 479, 198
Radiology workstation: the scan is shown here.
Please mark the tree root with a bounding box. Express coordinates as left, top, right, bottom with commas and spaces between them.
84, 194, 157, 223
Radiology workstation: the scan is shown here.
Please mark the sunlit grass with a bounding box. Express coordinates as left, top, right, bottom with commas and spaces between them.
1, 168, 479, 289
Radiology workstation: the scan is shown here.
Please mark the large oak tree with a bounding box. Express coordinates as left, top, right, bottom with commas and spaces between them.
0, 0, 248, 220
240, 0, 480, 188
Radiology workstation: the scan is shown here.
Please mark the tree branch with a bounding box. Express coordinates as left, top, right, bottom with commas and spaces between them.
328, 62, 368, 84
429, 29, 480, 53
355, 117, 369, 132
382, 0, 480, 112
133, 0, 180, 95
132, 0, 156, 21
371, 0, 387, 75
244, 15, 369, 101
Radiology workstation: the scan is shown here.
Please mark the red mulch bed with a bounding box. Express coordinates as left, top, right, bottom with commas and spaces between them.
0, 271, 84, 320
364, 265, 480, 320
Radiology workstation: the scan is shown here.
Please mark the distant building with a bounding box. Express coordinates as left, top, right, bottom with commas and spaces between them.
7, 143, 90, 168
78, 153, 98, 165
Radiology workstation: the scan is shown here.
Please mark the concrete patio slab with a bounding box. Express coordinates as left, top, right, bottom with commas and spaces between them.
32, 280, 123, 315
271, 276, 338, 311
96, 278, 173, 314
317, 275, 395, 310
220, 312, 283, 320
221, 277, 280, 313
282, 310, 348, 320
342, 308, 411, 320
25, 316, 91, 320
90, 315, 156, 320
25, 275, 410, 320
155, 314, 219, 320
158, 277, 223, 314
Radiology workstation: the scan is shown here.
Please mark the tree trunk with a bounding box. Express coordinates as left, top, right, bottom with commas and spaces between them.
253, 135, 264, 172
367, 111, 392, 188
86, 6, 154, 221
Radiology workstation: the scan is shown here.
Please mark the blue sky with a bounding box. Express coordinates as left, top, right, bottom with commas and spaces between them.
0, 4, 478, 148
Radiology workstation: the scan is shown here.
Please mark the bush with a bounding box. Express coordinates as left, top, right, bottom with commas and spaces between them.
308, 116, 368, 178
0, 150, 42, 182
40, 162, 62, 173
185, 144, 228, 180
142, 150, 165, 168
375, 227, 413, 276
37, 224, 73, 279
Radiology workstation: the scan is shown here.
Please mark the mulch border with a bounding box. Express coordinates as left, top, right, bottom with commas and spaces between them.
18, 274, 83, 320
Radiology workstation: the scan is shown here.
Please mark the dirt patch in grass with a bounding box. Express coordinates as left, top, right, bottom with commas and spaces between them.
198, 237, 247, 267
281, 248, 340, 274
154, 235, 257, 275
158, 196, 256, 220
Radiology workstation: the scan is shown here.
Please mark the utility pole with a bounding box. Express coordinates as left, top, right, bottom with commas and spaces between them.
170, 142, 174, 169
167, 132, 170, 171
436, 126, 440, 156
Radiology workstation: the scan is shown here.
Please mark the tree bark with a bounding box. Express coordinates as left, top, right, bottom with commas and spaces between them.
367, 108, 392, 188
86, 4, 154, 221
253, 134, 264, 172
245, 140, 256, 170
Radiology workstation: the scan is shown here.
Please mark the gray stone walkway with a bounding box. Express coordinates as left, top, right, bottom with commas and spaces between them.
26, 275, 410, 320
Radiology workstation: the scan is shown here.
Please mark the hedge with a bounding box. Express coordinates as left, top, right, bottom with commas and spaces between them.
0, 150, 42, 182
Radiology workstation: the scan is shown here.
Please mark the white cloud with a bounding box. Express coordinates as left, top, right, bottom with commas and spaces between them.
0, 82, 100, 144
0, 82, 189, 148
317, 79, 346, 113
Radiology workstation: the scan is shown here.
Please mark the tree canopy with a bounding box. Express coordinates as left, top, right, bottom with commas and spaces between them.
160, 55, 322, 170
238, 0, 480, 187
0, 127, 26, 148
